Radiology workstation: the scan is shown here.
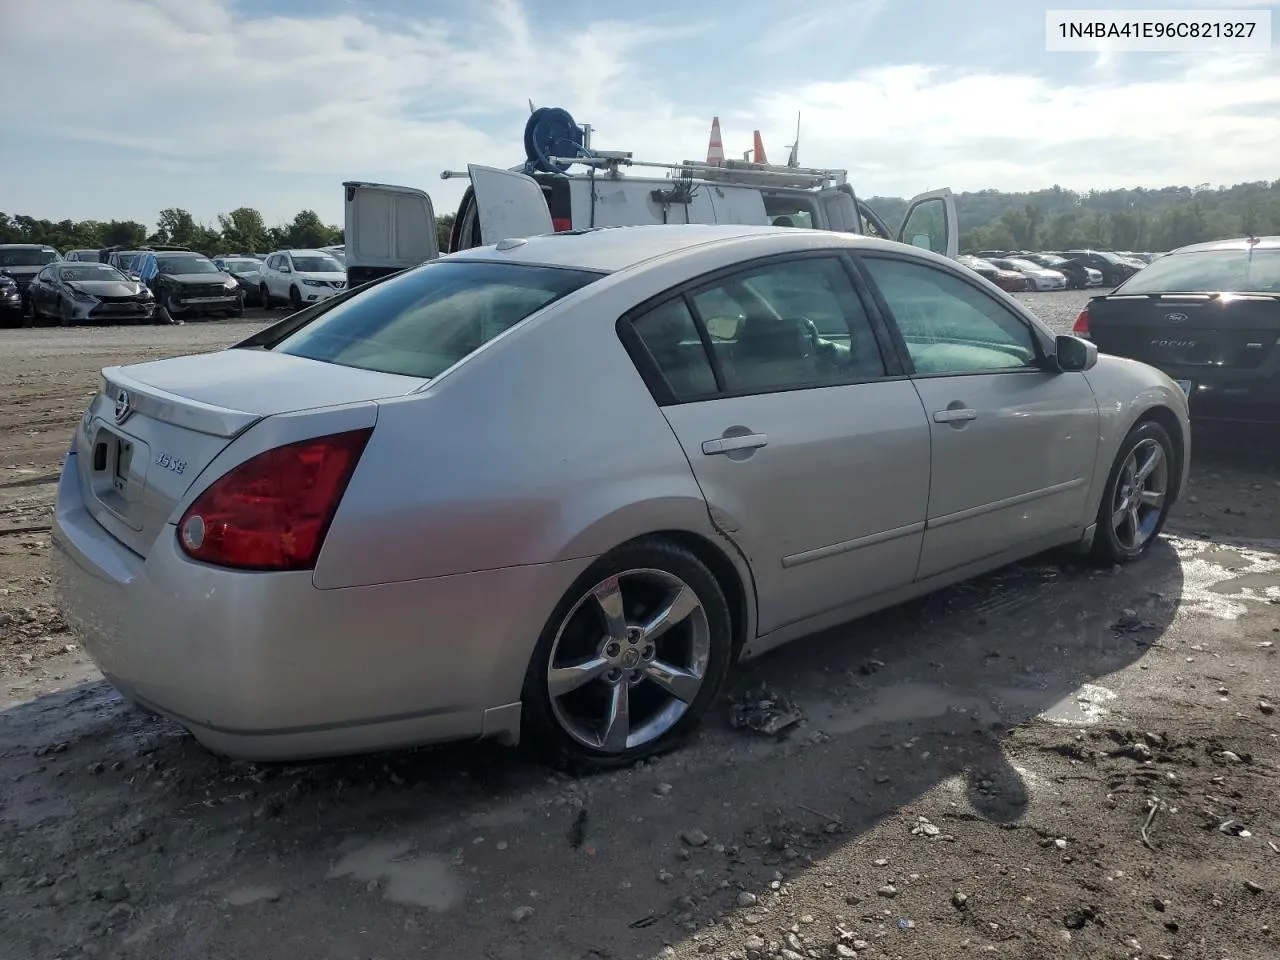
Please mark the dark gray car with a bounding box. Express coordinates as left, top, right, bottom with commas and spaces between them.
27, 262, 156, 325
0, 244, 60, 313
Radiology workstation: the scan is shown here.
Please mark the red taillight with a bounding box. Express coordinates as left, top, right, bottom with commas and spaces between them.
177, 428, 372, 571
551, 217, 572, 232
1072, 306, 1090, 337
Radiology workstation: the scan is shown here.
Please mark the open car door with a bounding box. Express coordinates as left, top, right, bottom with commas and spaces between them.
897, 188, 959, 259
818, 186, 861, 233
468, 164, 555, 244
343, 181, 438, 288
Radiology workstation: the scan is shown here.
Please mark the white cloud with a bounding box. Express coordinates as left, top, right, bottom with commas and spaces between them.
751, 54, 1280, 195
0, 0, 1277, 226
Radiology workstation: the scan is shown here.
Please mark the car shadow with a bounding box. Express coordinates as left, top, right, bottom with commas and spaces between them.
0, 538, 1187, 959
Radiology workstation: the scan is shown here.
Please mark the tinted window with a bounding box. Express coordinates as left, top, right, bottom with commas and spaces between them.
1118, 248, 1280, 294
0, 248, 57, 266
272, 260, 600, 379
630, 299, 718, 401
291, 256, 343, 272
690, 257, 885, 393
158, 256, 219, 274
58, 264, 127, 282
862, 257, 1038, 374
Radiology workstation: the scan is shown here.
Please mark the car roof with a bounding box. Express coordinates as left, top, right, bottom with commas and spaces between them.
1169, 236, 1280, 255
449, 224, 915, 274
282, 249, 335, 257
0, 243, 56, 250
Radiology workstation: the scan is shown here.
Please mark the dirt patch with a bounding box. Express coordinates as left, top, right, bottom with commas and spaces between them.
1, 311, 1279, 960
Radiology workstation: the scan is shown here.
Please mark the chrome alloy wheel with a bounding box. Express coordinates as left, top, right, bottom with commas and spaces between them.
546, 569, 711, 754
1111, 437, 1168, 552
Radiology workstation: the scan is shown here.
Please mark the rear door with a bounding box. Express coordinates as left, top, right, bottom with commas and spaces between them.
468, 164, 555, 243
818, 188, 860, 233
857, 252, 1100, 580
624, 253, 932, 636
898, 189, 959, 259
343, 181, 439, 287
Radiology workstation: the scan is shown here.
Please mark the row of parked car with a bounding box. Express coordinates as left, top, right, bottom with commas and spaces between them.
957, 249, 1159, 293
0, 242, 347, 327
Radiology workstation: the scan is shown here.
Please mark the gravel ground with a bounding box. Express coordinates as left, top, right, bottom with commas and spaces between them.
1, 293, 1279, 960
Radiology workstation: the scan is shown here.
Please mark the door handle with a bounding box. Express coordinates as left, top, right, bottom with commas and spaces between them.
933, 407, 977, 423
702, 433, 768, 455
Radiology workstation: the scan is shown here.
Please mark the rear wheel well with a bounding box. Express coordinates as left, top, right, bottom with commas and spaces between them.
616, 530, 750, 657
1135, 405, 1185, 499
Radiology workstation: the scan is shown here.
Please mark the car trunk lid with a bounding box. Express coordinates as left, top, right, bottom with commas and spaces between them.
1087, 292, 1280, 372
76, 349, 426, 558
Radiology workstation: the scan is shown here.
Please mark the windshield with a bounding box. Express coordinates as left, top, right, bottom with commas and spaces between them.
158, 256, 219, 275
291, 256, 343, 273
272, 260, 602, 378
1116, 248, 1280, 294
223, 260, 259, 275
60, 264, 127, 283
0, 248, 57, 267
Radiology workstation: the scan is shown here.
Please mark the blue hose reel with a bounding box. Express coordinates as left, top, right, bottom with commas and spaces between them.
523, 107, 587, 174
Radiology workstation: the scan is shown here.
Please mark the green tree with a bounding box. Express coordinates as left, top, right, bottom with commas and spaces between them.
154, 207, 198, 246
217, 207, 267, 253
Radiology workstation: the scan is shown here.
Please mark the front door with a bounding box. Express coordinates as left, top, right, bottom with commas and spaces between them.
857, 253, 1101, 580
625, 253, 932, 635
897, 189, 960, 259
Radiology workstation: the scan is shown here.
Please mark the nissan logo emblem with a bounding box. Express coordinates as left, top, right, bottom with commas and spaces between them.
113, 388, 133, 424
1165, 312, 1188, 324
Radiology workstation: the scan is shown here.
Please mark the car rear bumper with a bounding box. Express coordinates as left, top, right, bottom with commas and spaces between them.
51, 452, 592, 761
1184, 375, 1280, 422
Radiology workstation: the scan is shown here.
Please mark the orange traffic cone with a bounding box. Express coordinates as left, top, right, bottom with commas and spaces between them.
706, 117, 725, 166
752, 130, 768, 164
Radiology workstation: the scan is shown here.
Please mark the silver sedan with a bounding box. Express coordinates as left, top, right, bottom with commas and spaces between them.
52, 225, 1190, 768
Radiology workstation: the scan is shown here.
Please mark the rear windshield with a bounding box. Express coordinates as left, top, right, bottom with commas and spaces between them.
1118, 248, 1280, 294
271, 260, 602, 378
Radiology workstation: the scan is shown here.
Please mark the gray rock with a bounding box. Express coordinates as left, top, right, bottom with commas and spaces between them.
511, 905, 535, 923
744, 935, 766, 951
951, 891, 968, 910
737, 891, 758, 907
99, 882, 129, 903
877, 884, 897, 898
1245, 880, 1263, 894
682, 829, 710, 847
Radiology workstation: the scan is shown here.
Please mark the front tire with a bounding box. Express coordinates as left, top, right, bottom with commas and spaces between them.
289, 285, 303, 311
1091, 419, 1175, 565
260, 284, 273, 309
520, 538, 733, 771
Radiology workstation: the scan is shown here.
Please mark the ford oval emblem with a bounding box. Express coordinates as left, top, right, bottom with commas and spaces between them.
1165, 312, 1188, 324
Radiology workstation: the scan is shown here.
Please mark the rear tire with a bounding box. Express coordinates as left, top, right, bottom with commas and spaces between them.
520, 538, 733, 772
1091, 419, 1176, 565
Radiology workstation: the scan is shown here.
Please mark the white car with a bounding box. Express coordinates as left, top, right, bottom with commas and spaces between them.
993, 258, 1068, 292
259, 249, 347, 311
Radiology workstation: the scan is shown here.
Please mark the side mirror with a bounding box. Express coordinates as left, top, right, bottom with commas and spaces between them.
1053, 334, 1097, 372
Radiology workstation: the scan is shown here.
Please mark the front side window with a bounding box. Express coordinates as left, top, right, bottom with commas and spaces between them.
861, 257, 1039, 374
271, 260, 600, 379
689, 257, 886, 393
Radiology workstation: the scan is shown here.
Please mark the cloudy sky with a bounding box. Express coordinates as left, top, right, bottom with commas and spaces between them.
1, 0, 1277, 231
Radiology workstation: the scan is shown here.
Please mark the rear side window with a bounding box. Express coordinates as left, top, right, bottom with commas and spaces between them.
271, 260, 601, 378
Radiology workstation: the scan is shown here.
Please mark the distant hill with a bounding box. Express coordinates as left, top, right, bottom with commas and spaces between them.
864, 179, 1280, 253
